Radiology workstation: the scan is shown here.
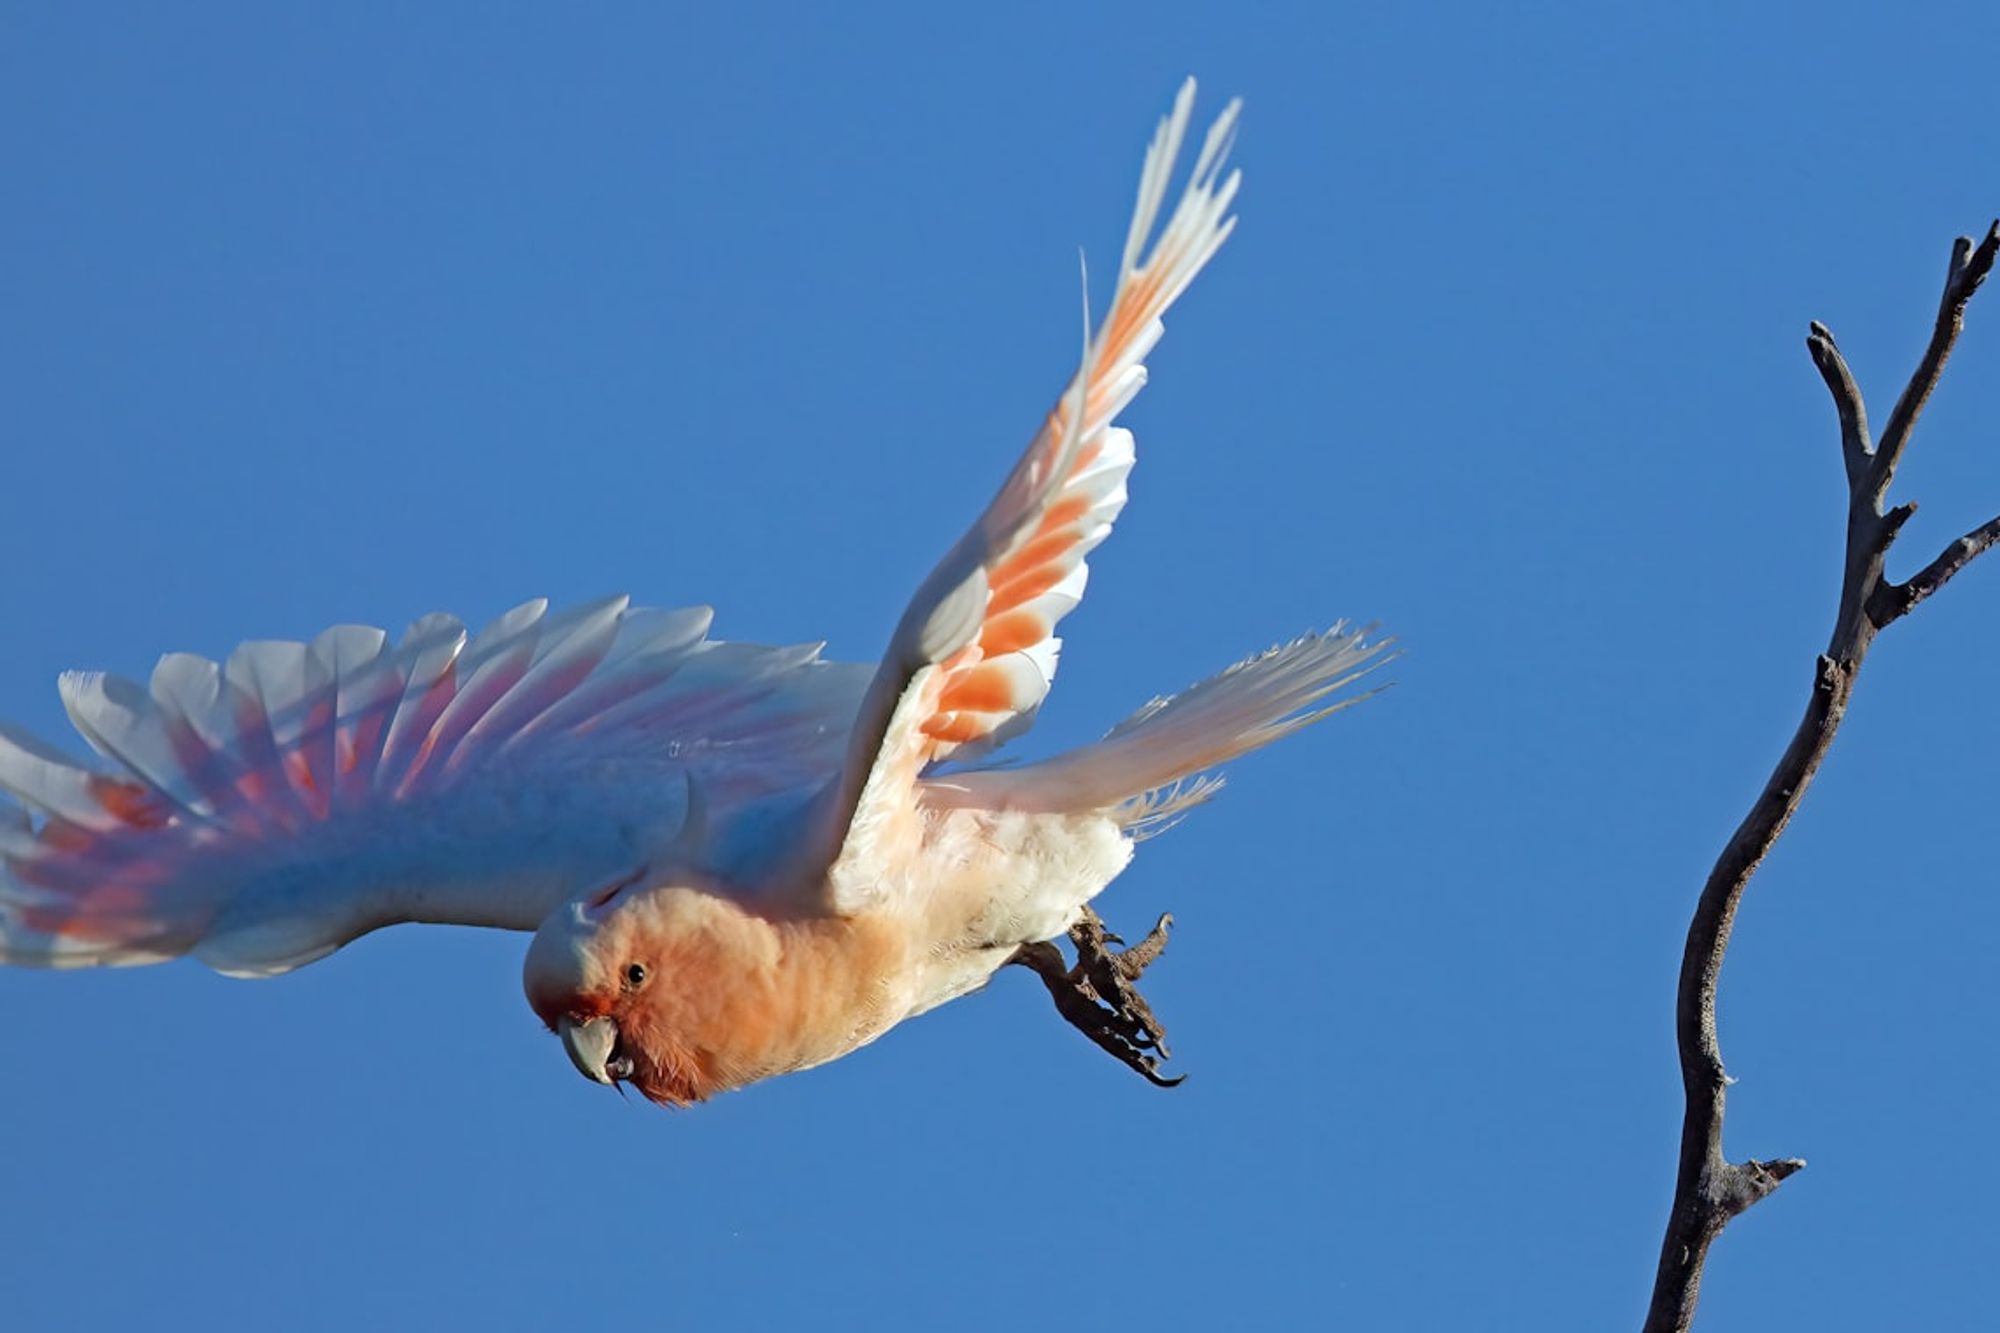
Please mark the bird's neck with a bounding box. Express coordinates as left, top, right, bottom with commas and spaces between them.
622, 893, 907, 1104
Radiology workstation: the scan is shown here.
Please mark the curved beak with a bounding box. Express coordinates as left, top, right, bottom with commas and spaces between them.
557, 1015, 625, 1085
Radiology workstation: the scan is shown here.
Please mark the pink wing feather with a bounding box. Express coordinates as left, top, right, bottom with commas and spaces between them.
0, 597, 869, 975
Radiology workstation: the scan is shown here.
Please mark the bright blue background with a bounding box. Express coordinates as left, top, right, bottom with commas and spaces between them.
3, 5, 1997, 1330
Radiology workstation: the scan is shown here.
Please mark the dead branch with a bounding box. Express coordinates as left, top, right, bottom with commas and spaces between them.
1643, 221, 1999, 1333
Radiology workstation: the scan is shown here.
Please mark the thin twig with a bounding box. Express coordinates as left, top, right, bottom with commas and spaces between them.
1806, 322, 1871, 486
1871, 222, 1999, 501
1872, 511, 2000, 625
1643, 223, 2000, 1333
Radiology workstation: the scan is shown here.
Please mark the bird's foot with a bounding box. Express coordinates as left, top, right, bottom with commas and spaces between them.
1012, 906, 1183, 1088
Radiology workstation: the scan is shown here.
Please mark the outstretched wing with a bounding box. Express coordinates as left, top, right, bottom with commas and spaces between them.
0, 597, 869, 976
820, 81, 1242, 904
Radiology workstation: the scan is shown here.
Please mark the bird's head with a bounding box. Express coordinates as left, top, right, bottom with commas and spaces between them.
522, 876, 709, 1107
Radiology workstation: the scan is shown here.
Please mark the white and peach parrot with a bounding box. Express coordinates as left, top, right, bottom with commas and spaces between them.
0, 82, 1389, 1105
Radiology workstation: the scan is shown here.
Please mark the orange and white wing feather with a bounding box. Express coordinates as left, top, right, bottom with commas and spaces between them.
823, 81, 1241, 906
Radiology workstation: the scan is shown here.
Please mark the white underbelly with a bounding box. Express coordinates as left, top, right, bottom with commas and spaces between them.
894, 807, 1135, 1022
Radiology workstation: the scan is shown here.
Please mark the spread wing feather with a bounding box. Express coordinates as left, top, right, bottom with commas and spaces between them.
822, 80, 1242, 907
0, 598, 869, 975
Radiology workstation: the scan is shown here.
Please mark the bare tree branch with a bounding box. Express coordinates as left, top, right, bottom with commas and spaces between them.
1871, 513, 2000, 623
1806, 322, 1871, 487
1872, 222, 1999, 501
1643, 222, 2000, 1333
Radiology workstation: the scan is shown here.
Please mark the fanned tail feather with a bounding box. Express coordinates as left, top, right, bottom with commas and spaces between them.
926, 625, 1393, 829
1114, 773, 1228, 841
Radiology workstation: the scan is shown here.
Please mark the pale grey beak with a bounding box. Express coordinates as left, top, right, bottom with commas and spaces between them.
557, 1015, 625, 1085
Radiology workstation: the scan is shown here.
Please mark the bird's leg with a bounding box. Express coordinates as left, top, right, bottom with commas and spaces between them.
1011, 906, 1183, 1088
1073, 906, 1174, 1050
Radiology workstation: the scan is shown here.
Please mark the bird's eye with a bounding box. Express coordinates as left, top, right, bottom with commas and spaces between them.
624, 963, 648, 987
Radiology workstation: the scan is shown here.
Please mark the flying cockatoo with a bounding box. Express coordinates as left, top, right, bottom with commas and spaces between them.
0, 81, 1388, 1105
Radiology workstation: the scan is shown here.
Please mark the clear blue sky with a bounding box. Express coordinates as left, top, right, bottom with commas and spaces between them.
4, 5, 1997, 1330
